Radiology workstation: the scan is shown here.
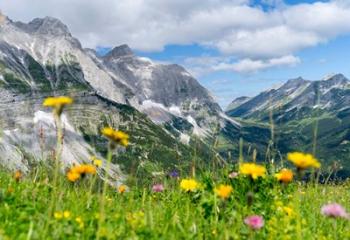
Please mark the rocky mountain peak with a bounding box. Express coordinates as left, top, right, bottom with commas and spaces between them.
283, 76, 308, 86
14, 16, 71, 36
323, 73, 348, 84
104, 44, 134, 60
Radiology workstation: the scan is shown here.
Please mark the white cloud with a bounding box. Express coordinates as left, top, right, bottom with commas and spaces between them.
0, 0, 350, 72
230, 55, 301, 73
184, 55, 300, 75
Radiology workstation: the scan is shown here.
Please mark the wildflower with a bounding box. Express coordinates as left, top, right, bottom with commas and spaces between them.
228, 171, 238, 179
63, 211, 71, 219
66, 164, 96, 182
67, 171, 80, 182
321, 203, 349, 219
152, 184, 165, 192
43, 96, 73, 116
287, 152, 320, 170
275, 168, 294, 183
54, 212, 63, 220
91, 156, 103, 167
101, 127, 129, 147
83, 164, 97, 175
283, 206, 295, 216
239, 163, 266, 179
180, 179, 199, 192
14, 170, 22, 182
215, 184, 233, 199
75, 217, 84, 228
169, 170, 179, 178
118, 185, 127, 193
244, 215, 264, 230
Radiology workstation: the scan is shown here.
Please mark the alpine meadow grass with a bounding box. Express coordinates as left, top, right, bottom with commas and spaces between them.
0, 97, 349, 240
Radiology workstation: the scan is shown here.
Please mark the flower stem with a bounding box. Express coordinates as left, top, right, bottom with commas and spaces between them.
97, 144, 113, 239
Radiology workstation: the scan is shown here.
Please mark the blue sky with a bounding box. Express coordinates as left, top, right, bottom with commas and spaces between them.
136, 30, 350, 108
1, 0, 350, 108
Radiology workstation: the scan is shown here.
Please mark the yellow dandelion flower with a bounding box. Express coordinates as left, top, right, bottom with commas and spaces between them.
91, 156, 103, 167
94, 159, 102, 167
75, 217, 84, 229
67, 164, 96, 181
63, 211, 71, 219
83, 164, 97, 175
275, 168, 294, 183
239, 163, 266, 179
101, 127, 129, 147
43, 96, 73, 115
71, 165, 85, 174
14, 170, 22, 181
283, 206, 294, 216
118, 185, 127, 193
215, 184, 233, 199
67, 171, 80, 182
287, 152, 320, 170
54, 212, 63, 220
180, 179, 199, 192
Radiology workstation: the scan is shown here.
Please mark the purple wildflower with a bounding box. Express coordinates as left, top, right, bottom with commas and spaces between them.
321, 203, 349, 219
152, 184, 165, 193
244, 215, 264, 230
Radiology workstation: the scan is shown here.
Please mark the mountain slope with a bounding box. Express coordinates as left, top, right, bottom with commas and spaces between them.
0, 14, 222, 175
226, 74, 350, 176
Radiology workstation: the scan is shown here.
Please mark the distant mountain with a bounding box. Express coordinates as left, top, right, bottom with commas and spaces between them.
226, 74, 350, 177
226, 74, 350, 122
226, 96, 251, 112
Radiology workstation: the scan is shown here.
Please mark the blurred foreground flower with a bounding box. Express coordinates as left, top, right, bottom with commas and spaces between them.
43, 96, 73, 116
54, 211, 63, 220
75, 217, 84, 229
14, 170, 22, 182
152, 184, 165, 192
169, 170, 179, 178
244, 215, 264, 230
91, 156, 103, 167
63, 211, 71, 219
239, 163, 266, 179
66, 164, 96, 182
275, 168, 293, 184
118, 185, 127, 194
287, 152, 320, 170
321, 203, 349, 219
228, 171, 238, 179
215, 184, 233, 199
101, 127, 129, 147
180, 179, 199, 192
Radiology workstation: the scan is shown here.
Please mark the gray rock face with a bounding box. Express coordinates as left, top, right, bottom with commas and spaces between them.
104, 45, 134, 60
15, 17, 71, 36
101, 46, 225, 136
0, 92, 123, 180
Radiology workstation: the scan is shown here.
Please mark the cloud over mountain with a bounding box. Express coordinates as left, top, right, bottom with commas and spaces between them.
1, 0, 350, 72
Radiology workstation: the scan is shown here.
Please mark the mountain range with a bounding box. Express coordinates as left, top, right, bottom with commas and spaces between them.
0, 13, 349, 177
0, 14, 240, 176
